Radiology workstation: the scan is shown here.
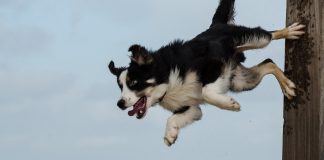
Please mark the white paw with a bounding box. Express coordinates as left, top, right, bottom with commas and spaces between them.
219, 97, 241, 112
281, 78, 296, 100
228, 98, 241, 112
164, 126, 179, 147
286, 22, 305, 39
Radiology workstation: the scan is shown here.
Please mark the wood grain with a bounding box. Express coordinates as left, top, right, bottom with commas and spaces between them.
283, 0, 324, 160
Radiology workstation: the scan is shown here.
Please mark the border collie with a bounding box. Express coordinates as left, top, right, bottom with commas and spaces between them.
108, 0, 305, 146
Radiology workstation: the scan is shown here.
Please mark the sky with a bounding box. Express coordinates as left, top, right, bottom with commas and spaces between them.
0, 0, 287, 160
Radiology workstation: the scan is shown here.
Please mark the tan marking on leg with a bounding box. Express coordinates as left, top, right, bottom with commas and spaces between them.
236, 45, 256, 53
272, 22, 305, 40
272, 28, 289, 40
260, 63, 296, 100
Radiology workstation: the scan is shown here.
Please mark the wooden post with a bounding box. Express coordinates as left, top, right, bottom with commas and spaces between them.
283, 0, 324, 160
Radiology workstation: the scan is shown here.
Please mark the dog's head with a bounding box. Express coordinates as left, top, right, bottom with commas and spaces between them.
109, 44, 166, 119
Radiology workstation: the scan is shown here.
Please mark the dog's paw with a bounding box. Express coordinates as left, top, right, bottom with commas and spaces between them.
218, 97, 241, 112
280, 78, 296, 100
229, 98, 241, 112
164, 126, 179, 147
286, 22, 305, 39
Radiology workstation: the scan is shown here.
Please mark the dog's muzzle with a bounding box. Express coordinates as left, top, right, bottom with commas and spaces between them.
128, 96, 147, 119
117, 99, 127, 110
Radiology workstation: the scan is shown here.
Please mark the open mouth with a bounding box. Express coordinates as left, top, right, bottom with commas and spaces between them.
128, 96, 147, 119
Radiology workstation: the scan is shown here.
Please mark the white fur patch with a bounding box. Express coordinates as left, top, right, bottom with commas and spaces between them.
201, 63, 242, 111
164, 106, 202, 146
202, 63, 232, 95
146, 78, 156, 84
159, 69, 203, 112
119, 70, 140, 107
143, 84, 168, 108
236, 35, 270, 51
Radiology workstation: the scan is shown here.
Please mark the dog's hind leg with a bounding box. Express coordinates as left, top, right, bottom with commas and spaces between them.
271, 22, 305, 40
230, 59, 296, 100
164, 106, 202, 146
233, 23, 305, 52
202, 92, 241, 111
233, 26, 272, 52
201, 64, 241, 111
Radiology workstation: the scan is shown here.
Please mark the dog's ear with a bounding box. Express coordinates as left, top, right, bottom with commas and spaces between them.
128, 44, 153, 65
108, 61, 125, 76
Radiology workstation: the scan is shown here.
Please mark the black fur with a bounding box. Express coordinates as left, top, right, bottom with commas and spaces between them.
114, 0, 272, 90
127, 62, 156, 91
210, 0, 236, 27
260, 58, 274, 65
108, 61, 126, 90
106, 0, 300, 146
108, 61, 125, 76
173, 106, 190, 114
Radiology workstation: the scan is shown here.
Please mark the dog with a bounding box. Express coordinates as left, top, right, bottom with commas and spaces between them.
108, 0, 305, 146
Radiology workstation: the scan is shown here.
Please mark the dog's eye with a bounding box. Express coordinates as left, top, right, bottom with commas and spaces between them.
129, 80, 138, 87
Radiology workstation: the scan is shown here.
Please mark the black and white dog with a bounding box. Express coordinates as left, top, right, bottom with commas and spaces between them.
108, 0, 305, 146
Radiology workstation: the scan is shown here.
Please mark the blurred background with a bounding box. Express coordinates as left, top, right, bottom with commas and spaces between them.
0, 0, 287, 160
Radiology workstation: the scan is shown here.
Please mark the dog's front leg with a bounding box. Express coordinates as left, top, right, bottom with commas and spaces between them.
164, 106, 202, 146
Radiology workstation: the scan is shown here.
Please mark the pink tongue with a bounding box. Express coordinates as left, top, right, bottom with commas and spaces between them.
128, 107, 138, 116
128, 97, 146, 117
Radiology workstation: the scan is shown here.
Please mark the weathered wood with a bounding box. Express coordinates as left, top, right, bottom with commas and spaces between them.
283, 0, 324, 160
319, 0, 324, 158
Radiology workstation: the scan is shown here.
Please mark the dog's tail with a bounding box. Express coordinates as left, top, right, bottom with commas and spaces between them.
210, 0, 235, 27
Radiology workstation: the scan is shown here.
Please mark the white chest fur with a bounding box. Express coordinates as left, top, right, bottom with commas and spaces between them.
159, 69, 203, 112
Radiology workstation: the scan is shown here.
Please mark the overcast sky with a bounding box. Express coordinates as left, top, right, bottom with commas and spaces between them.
0, 0, 287, 160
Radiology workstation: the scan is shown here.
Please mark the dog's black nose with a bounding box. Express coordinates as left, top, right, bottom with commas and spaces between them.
117, 99, 127, 110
